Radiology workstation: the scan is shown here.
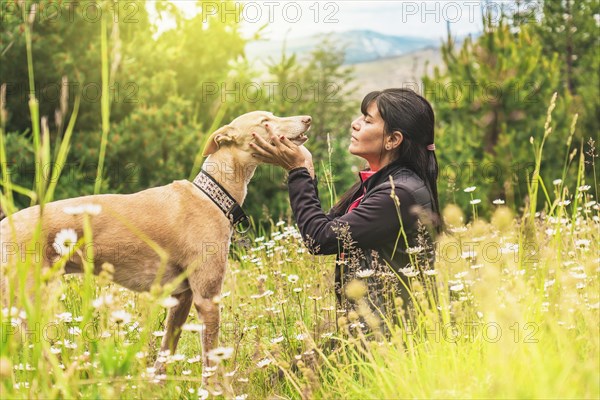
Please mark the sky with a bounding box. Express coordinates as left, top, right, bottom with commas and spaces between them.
148, 1, 502, 40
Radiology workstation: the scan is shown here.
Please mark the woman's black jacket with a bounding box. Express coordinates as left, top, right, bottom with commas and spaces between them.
287, 160, 436, 311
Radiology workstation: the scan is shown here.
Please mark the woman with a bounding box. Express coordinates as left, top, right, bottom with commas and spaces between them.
250, 88, 441, 323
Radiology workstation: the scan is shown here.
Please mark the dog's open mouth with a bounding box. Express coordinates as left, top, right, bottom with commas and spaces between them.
290, 132, 309, 145
289, 125, 311, 145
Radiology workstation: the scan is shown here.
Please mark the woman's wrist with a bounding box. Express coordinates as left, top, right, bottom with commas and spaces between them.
289, 167, 315, 179
288, 164, 315, 178
287, 163, 305, 172
305, 163, 315, 179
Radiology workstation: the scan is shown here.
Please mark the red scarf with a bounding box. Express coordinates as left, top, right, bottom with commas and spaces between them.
346, 170, 377, 213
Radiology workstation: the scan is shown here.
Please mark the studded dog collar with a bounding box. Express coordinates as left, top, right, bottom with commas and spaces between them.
192, 170, 250, 233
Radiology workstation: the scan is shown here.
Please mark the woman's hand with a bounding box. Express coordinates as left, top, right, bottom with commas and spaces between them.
250, 132, 315, 178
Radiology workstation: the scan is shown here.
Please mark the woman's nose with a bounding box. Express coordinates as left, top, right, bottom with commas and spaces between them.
351, 118, 360, 131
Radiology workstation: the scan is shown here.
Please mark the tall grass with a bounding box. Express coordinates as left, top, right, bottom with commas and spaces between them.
93, 12, 111, 195
1, 3, 598, 399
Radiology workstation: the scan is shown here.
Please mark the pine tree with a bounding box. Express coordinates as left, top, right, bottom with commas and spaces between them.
423, 14, 566, 215
533, 0, 599, 136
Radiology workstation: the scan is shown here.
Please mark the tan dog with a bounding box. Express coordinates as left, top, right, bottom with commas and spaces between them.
0, 111, 311, 374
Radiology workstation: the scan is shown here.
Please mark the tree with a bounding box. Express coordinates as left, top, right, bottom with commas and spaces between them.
423, 15, 568, 215
0, 0, 151, 134
533, 0, 600, 138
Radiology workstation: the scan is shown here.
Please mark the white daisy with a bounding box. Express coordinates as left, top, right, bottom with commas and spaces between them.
464, 186, 477, 193
399, 267, 420, 277
270, 336, 285, 344
406, 246, 425, 255
256, 357, 272, 368
68, 327, 81, 336
575, 239, 590, 249
207, 346, 234, 363
197, 388, 209, 400
450, 283, 465, 292
52, 228, 78, 256
111, 310, 132, 325
356, 269, 375, 278
161, 296, 179, 308
187, 355, 201, 364
92, 294, 114, 309
56, 312, 73, 323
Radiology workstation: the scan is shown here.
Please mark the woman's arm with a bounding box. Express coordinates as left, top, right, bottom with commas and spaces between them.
288, 168, 420, 255
287, 167, 340, 255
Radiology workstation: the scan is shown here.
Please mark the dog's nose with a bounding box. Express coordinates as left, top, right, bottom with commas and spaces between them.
302, 116, 312, 125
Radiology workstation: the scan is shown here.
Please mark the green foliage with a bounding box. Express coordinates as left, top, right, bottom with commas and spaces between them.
71, 95, 199, 194
533, 0, 600, 152
0, 0, 150, 133
423, 17, 574, 216
2, 131, 36, 207
136, 1, 247, 120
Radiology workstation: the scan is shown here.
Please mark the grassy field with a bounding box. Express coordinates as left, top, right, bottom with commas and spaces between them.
1, 180, 598, 399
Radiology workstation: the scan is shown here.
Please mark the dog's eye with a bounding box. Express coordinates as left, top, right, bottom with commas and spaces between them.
260, 118, 269, 124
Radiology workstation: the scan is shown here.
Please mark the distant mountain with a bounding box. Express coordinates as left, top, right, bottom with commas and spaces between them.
351, 48, 444, 100
245, 29, 440, 65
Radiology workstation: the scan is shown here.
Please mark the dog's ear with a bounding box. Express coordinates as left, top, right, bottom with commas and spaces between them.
203, 125, 236, 157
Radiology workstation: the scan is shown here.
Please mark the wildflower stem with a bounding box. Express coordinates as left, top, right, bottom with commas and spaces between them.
95, 9, 111, 194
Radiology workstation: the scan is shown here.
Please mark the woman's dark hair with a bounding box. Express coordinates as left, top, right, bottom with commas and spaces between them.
331, 88, 441, 230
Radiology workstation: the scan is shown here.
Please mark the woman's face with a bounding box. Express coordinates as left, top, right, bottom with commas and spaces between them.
349, 101, 388, 169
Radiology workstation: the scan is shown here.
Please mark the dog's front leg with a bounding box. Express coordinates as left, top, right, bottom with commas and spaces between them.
195, 296, 220, 365
154, 291, 193, 374
187, 255, 226, 385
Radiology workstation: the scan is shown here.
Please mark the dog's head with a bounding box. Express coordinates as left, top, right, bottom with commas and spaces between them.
202, 111, 312, 159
